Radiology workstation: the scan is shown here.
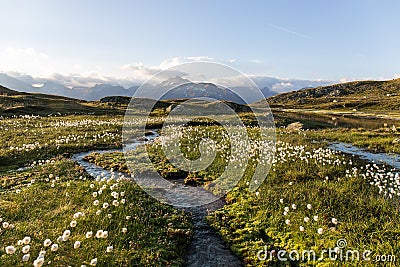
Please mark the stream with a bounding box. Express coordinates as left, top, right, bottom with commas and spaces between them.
71, 132, 243, 267
328, 142, 400, 170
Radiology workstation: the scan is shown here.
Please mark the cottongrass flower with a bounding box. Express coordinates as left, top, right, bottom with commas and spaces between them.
63, 230, 71, 237
86, 231, 93, 238
106, 245, 113, 252
5, 245, 16, 254
43, 239, 52, 247
101, 231, 109, 238
284, 207, 290, 212
317, 228, 324, 234
74, 241, 81, 249
33, 257, 44, 267
22, 245, 30, 253
22, 253, 30, 262
90, 258, 98, 266
51, 244, 59, 252
73, 212, 84, 219
96, 230, 104, 238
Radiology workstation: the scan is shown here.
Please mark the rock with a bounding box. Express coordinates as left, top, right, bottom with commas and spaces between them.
286, 122, 303, 132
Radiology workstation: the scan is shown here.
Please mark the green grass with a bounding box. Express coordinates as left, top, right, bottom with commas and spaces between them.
0, 115, 123, 173
306, 128, 400, 154
84, 126, 400, 266
0, 158, 192, 266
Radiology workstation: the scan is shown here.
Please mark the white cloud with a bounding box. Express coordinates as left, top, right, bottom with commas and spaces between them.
251, 59, 264, 64
272, 82, 295, 92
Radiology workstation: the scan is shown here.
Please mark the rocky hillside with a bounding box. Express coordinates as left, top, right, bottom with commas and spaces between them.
264, 78, 400, 111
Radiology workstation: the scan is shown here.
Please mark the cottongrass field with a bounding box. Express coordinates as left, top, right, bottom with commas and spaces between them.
1, 114, 400, 266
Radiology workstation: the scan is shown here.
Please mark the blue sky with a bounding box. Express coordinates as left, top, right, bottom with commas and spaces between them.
1, 0, 400, 83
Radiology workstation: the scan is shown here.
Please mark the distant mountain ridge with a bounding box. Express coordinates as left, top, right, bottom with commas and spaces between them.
0, 72, 333, 102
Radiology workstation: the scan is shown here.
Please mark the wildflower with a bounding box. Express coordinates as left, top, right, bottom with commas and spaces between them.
332, 218, 338, 224
307, 204, 312, 210
96, 210, 102, 215
90, 258, 97, 266
93, 200, 99, 206
23, 236, 31, 244
33, 257, 44, 267
43, 239, 52, 247
122, 227, 127, 233
96, 230, 103, 238
103, 202, 109, 209
313, 215, 319, 221
86, 231, 93, 238
101, 231, 108, 238
304, 217, 310, 223
317, 228, 324, 234
2, 222, 9, 228
285, 219, 291, 225
51, 244, 59, 252
70, 220, 77, 228
291, 204, 296, 210
284, 206, 290, 212
299, 226, 305, 232
106, 245, 113, 252
22, 245, 30, 253
5, 245, 16, 254
22, 254, 30, 262
74, 241, 81, 249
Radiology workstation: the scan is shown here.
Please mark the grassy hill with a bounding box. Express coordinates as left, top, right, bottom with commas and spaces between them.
0, 85, 126, 116
264, 78, 400, 111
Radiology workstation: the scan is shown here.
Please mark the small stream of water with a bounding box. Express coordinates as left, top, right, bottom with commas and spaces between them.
71, 132, 243, 267
328, 142, 400, 170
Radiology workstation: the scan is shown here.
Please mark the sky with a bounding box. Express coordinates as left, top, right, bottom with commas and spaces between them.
1, 0, 400, 84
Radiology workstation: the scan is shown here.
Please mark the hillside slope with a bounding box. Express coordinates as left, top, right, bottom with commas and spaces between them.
0, 85, 124, 116
264, 78, 400, 111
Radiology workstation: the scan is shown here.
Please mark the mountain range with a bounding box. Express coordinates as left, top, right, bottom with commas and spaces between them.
0, 72, 333, 102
